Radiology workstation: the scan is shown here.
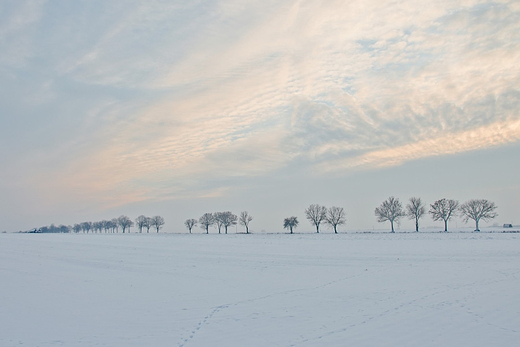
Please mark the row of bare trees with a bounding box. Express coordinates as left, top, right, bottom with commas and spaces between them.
32, 215, 164, 234
134, 215, 165, 233
375, 197, 498, 232
185, 211, 254, 234
282, 198, 497, 234
283, 205, 346, 234
185, 198, 496, 235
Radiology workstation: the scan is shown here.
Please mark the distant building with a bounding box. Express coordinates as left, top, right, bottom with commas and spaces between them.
503, 224, 513, 228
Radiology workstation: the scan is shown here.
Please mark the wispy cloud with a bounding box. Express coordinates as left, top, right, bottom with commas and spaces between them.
319, 117, 520, 172
2, 0, 520, 211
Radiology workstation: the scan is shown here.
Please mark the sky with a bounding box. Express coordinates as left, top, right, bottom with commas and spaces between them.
1, 0, 519, 233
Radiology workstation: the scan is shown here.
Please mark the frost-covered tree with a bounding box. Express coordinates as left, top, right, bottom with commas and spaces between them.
406, 197, 426, 232
109, 218, 118, 233
73, 223, 82, 233
110, 218, 119, 233
118, 215, 134, 233
283, 216, 299, 234
375, 197, 405, 233
199, 213, 214, 234
94, 221, 104, 233
239, 211, 253, 234
460, 199, 497, 232
326, 206, 346, 234
102, 220, 111, 233
144, 217, 152, 233
135, 215, 148, 233
81, 221, 92, 233
429, 198, 459, 232
305, 204, 327, 233
213, 212, 225, 234
184, 218, 197, 233
220, 211, 237, 234
151, 216, 165, 233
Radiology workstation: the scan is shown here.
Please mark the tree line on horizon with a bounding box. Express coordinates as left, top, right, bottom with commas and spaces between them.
374, 197, 498, 233
28, 215, 165, 234
187, 198, 498, 234
184, 211, 253, 234
22, 197, 499, 235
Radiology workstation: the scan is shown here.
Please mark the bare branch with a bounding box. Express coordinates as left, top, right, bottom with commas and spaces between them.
406, 197, 426, 232
460, 199, 497, 231
305, 204, 327, 233
429, 199, 459, 232
117, 215, 134, 233
150, 216, 165, 233
375, 197, 405, 233
239, 211, 253, 234
325, 206, 346, 234
184, 218, 197, 233
199, 213, 215, 234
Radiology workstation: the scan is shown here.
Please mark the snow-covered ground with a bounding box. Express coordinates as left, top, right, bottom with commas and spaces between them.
1, 232, 519, 346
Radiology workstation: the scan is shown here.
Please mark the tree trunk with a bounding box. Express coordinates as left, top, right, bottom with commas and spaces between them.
290, 227, 293, 234
391, 220, 395, 233
475, 220, 480, 232
246, 226, 249, 234
334, 225, 337, 234
225, 227, 228, 234
415, 218, 419, 232
316, 224, 319, 233
444, 220, 448, 232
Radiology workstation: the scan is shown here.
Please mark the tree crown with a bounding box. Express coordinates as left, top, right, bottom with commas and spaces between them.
375, 196, 405, 223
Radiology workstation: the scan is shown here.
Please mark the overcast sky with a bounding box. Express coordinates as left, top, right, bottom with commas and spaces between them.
1, 0, 519, 233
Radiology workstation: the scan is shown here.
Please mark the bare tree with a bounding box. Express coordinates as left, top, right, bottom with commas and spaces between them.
91, 221, 101, 233
375, 196, 405, 233
81, 221, 92, 234
239, 211, 253, 234
185, 219, 197, 233
151, 216, 165, 233
220, 211, 238, 234
305, 204, 327, 233
118, 215, 134, 233
326, 206, 346, 234
135, 215, 148, 233
110, 218, 119, 233
283, 216, 299, 234
406, 197, 426, 232
73, 223, 82, 233
102, 220, 111, 233
213, 212, 225, 234
144, 217, 152, 233
460, 199, 498, 232
429, 198, 459, 232
199, 213, 214, 234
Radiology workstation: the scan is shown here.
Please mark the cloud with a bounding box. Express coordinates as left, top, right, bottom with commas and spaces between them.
319, 117, 520, 172
3, 0, 520, 211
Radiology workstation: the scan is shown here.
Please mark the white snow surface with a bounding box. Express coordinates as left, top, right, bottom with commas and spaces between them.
1, 232, 519, 346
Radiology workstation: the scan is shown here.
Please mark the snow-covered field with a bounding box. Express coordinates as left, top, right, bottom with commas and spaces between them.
1, 232, 519, 347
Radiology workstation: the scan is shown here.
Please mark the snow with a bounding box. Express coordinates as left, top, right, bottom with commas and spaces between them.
1, 232, 519, 346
